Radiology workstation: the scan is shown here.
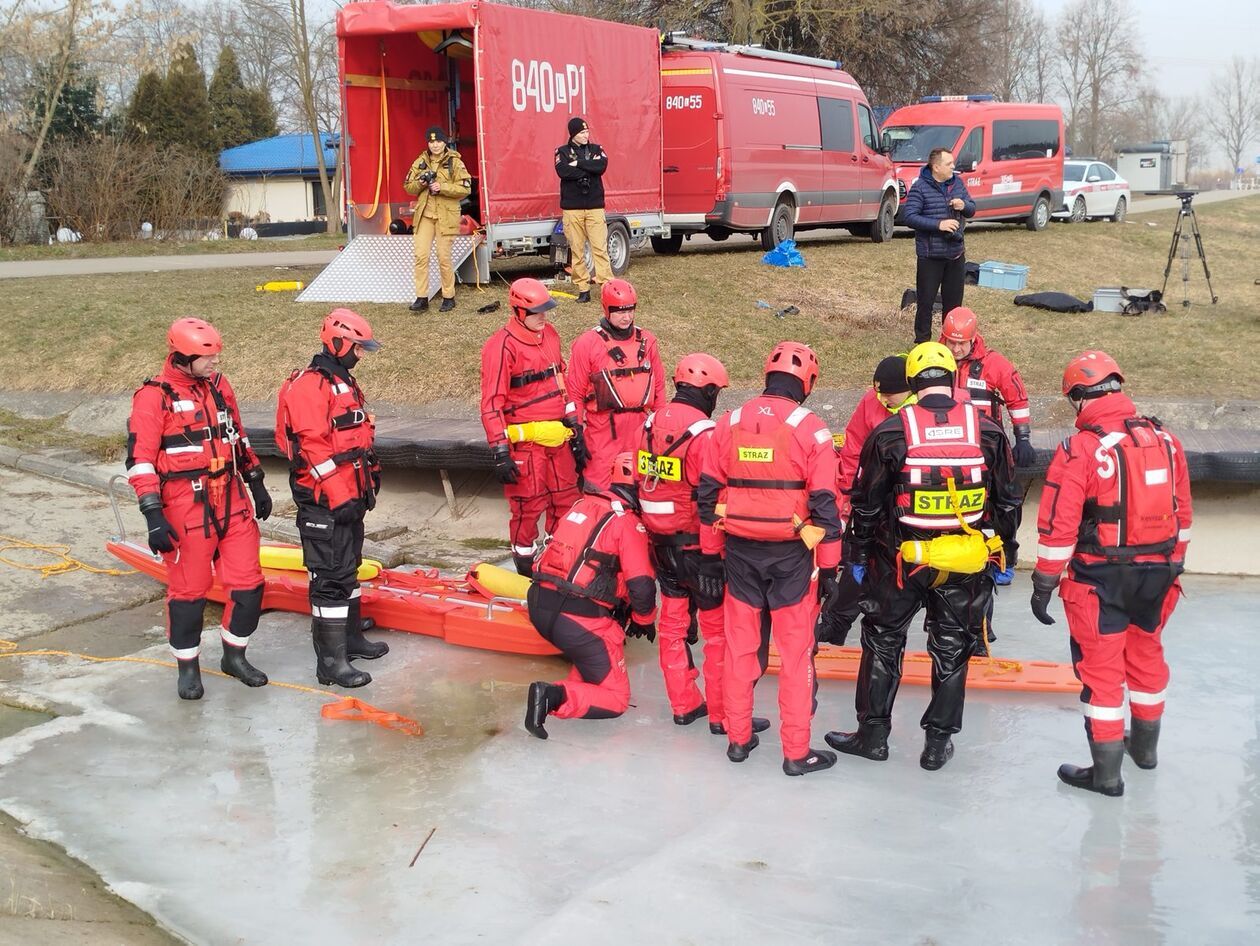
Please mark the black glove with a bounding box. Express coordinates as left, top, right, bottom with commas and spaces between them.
625, 618, 656, 644
568, 425, 590, 471
1013, 426, 1036, 468
491, 443, 519, 484
371, 469, 382, 495
817, 566, 841, 609
245, 471, 272, 521
140, 500, 178, 554
696, 553, 725, 602
1030, 570, 1059, 626
331, 498, 363, 525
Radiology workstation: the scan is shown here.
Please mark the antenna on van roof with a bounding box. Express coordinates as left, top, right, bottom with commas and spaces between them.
662, 32, 842, 70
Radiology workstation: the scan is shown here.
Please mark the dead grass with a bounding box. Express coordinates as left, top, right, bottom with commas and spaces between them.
2, 196, 1258, 403
0, 232, 344, 262
0, 409, 124, 461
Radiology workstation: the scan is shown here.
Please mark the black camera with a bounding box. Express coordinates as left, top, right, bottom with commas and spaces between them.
417, 169, 438, 186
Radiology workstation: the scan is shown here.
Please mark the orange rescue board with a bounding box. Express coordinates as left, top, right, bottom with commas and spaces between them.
770, 646, 1080, 693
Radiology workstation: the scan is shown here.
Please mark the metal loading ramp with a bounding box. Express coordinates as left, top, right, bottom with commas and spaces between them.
297, 234, 487, 304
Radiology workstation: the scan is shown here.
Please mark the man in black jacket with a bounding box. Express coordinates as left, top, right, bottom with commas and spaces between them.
902, 148, 976, 344
555, 116, 611, 303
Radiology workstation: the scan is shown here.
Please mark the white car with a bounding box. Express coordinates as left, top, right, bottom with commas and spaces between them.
1055, 159, 1131, 223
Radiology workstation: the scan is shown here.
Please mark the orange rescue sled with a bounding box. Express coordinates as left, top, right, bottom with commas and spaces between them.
776, 646, 1080, 693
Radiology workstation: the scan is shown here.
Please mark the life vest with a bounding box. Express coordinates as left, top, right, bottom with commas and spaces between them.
276, 363, 377, 497
533, 493, 627, 608
1076, 417, 1178, 561
955, 358, 1004, 423
722, 402, 815, 541
894, 402, 988, 532
636, 403, 713, 543
588, 326, 653, 412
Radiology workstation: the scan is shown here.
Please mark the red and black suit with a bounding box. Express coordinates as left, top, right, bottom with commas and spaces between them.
1035, 394, 1191, 745
276, 351, 380, 627
528, 491, 657, 721
567, 322, 665, 491
636, 392, 725, 726
697, 386, 843, 761
480, 316, 580, 566
126, 359, 265, 658
845, 393, 1022, 740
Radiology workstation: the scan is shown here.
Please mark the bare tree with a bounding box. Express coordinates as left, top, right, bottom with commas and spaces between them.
1205, 56, 1260, 175
1057, 0, 1141, 158
987, 0, 1047, 102
1163, 95, 1205, 173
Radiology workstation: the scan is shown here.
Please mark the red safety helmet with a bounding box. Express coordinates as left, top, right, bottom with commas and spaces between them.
321, 308, 381, 357
610, 452, 636, 487
764, 341, 819, 395
601, 279, 637, 315
167, 318, 222, 357
674, 352, 730, 389
509, 278, 557, 320
1062, 350, 1124, 398
941, 307, 978, 343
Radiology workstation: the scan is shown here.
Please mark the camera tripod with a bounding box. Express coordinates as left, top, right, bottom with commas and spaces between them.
1160, 191, 1219, 308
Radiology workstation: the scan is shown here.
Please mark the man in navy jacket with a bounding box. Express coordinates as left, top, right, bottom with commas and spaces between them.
903, 148, 976, 344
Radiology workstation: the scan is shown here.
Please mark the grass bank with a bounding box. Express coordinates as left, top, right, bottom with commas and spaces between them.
0, 231, 343, 262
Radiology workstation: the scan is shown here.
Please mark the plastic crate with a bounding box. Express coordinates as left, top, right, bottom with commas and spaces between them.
978, 260, 1029, 291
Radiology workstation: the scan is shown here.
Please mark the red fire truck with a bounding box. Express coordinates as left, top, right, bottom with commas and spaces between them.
881, 96, 1064, 231
337, 0, 667, 274
655, 36, 899, 254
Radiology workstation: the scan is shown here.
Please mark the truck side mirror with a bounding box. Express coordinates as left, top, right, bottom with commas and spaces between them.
880, 131, 892, 155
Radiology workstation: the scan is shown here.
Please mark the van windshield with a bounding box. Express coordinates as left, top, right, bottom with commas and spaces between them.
1063, 164, 1086, 182
882, 125, 963, 163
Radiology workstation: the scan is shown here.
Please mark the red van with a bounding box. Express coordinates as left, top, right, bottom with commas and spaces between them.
655, 36, 899, 254
881, 96, 1064, 231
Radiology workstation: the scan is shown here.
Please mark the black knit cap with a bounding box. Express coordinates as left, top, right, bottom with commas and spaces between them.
873, 354, 910, 395
567, 116, 588, 137
425, 126, 448, 144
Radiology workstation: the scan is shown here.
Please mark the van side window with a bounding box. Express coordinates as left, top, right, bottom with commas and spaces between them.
819, 97, 855, 153
857, 103, 878, 151
956, 127, 983, 169
991, 119, 1060, 161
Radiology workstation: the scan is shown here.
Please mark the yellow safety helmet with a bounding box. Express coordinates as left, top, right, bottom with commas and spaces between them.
905, 341, 957, 391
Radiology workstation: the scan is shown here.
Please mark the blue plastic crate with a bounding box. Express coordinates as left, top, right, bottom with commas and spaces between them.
977, 260, 1029, 291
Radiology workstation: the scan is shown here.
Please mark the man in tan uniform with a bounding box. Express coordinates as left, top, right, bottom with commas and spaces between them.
555, 116, 611, 303
404, 126, 472, 313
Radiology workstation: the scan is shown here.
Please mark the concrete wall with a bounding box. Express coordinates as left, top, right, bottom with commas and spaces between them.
225, 177, 316, 222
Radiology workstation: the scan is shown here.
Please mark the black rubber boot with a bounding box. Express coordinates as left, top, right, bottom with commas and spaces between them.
673, 702, 707, 726
512, 553, 535, 579
710, 717, 770, 736
176, 658, 204, 701
575, 291, 592, 303
439, 296, 456, 312
1125, 718, 1160, 770
783, 748, 838, 776
1059, 740, 1125, 796
825, 724, 890, 761
920, 733, 955, 771
409, 296, 429, 312
220, 644, 268, 687
312, 618, 371, 688
346, 598, 389, 660
525, 681, 565, 739
727, 733, 759, 762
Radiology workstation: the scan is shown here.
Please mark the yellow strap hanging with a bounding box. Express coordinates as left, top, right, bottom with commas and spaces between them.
354, 56, 391, 221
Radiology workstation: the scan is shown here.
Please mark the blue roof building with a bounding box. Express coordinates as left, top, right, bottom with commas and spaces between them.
220, 133, 339, 178
220, 133, 340, 224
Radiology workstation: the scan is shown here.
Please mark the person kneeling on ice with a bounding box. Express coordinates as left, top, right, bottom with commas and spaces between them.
524, 453, 657, 738
126, 318, 273, 700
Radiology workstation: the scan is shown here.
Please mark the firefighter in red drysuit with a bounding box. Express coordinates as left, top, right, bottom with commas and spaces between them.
480, 278, 588, 577
636, 353, 732, 731
1030, 351, 1192, 797
697, 342, 844, 777
826, 342, 1022, 771
820, 355, 916, 645
126, 318, 272, 700
524, 453, 658, 738
276, 309, 387, 689
566, 279, 666, 491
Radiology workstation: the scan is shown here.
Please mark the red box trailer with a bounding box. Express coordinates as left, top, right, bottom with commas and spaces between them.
655, 36, 899, 254
881, 96, 1064, 232
337, 1, 667, 272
